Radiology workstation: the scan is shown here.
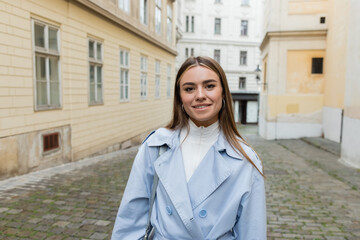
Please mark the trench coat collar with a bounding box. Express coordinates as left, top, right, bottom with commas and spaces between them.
146, 127, 245, 161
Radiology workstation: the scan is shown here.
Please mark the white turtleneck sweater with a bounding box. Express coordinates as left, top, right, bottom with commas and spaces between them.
180, 120, 220, 182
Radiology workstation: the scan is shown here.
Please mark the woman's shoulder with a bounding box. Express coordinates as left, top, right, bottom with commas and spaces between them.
142, 127, 177, 147
237, 138, 263, 175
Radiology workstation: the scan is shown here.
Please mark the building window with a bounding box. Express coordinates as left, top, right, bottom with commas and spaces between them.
43, 132, 60, 152
241, 0, 250, 6
239, 77, 246, 89
312, 58, 323, 74
320, 17, 326, 24
32, 20, 61, 109
191, 16, 195, 32
241, 20, 248, 36
155, 60, 161, 98
214, 18, 221, 35
120, 49, 129, 101
140, 0, 148, 24
155, 0, 161, 34
167, 64, 171, 97
185, 48, 194, 58
140, 55, 147, 98
167, 4, 172, 42
118, 0, 129, 13
240, 51, 247, 65
214, 49, 220, 63
186, 16, 195, 32
89, 39, 103, 105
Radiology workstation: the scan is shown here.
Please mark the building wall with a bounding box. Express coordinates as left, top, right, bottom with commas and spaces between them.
0, 0, 177, 179
259, 31, 327, 139
176, 0, 263, 124
322, 0, 349, 142
340, 0, 360, 168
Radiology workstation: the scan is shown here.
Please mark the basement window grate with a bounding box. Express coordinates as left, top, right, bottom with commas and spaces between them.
43, 132, 59, 152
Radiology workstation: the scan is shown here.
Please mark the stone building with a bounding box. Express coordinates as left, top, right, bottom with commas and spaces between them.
0, 0, 178, 179
176, 0, 264, 124
259, 0, 360, 168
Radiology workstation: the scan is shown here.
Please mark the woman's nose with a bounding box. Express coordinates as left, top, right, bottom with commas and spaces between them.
195, 87, 206, 100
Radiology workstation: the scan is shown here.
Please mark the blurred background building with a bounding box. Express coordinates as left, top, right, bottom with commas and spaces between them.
176, 0, 264, 124
259, 0, 360, 168
0, 0, 179, 179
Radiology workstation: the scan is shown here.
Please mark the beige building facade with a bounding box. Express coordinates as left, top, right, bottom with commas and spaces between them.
0, 0, 178, 179
260, 0, 360, 168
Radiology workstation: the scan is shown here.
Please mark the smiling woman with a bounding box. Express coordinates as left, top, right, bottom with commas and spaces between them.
180, 66, 223, 127
111, 56, 266, 240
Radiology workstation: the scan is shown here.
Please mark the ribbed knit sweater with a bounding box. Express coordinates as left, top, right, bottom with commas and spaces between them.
180, 120, 220, 182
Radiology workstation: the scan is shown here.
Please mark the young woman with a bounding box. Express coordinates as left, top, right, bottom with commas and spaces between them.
111, 56, 266, 240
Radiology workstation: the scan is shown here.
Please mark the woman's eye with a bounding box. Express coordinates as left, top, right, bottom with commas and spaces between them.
184, 87, 194, 92
206, 84, 215, 89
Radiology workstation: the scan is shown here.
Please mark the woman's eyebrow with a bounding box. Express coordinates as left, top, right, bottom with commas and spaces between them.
181, 79, 217, 87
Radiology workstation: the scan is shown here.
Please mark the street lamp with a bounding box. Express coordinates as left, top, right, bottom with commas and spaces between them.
255, 64, 261, 85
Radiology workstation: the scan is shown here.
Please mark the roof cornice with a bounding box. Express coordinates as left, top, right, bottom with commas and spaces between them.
260, 30, 328, 51
72, 0, 178, 56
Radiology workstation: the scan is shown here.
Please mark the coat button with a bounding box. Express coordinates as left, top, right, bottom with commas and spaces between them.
199, 209, 207, 218
166, 206, 172, 215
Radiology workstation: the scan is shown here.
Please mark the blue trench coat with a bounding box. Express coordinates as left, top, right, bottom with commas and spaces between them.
111, 128, 266, 240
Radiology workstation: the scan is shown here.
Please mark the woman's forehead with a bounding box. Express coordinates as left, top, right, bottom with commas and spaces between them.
179, 65, 220, 83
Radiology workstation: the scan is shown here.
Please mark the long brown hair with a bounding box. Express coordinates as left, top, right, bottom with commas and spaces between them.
166, 56, 263, 176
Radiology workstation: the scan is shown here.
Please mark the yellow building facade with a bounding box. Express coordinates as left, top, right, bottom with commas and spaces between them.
260, 0, 360, 168
0, 0, 178, 179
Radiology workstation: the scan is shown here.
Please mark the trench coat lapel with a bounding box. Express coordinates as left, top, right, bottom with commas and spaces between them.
154, 143, 204, 239
187, 144, 232, 209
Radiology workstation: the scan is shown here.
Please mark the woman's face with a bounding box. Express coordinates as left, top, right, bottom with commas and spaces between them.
179, 66, 223, 127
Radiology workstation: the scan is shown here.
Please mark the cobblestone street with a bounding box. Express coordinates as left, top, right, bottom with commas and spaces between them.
0, 127, 359, 240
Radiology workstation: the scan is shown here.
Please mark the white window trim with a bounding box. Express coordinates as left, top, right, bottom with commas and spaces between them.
155, 60, 161, 99
167, 4, 173, 43
32, 19, 62, 111
118, 0, 130, 13
241, 20, 248, 36
140, 0, 148, 25
88, 38, 104, 105
140, 55, 148, 99
155, 0, 162, 34
167, 64, 171, 97
120, 49, 130, 102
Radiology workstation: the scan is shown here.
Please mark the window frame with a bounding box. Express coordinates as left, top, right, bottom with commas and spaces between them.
32, 19, 62, 111
311, 57, 324, 74
140, 0, 148, 25
140, 55, 148, 99
241, 0, 250, 6
88, 38, 104, 105
241, 20, 248, 36
120, 48, 130, 102
118, 0, 130, 13
214, 49, 221, 63
167, 4, 173, 42
155, 60, 161, 99
214, 18, 221, 35
167, 64, 171, 97
155, 0, 162, 34
240, 51, 247, 65
239, 77, 246, 89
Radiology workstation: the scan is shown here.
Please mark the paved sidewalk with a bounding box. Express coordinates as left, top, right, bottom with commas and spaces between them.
0, 129, 359, 239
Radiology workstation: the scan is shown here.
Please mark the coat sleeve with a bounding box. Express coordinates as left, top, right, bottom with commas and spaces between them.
234, 169, 267, 240
111, 142, 156, 240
